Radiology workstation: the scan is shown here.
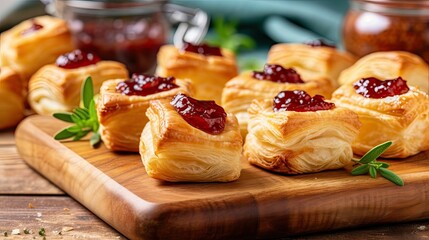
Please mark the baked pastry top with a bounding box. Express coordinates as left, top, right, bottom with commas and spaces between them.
156, 44, 238, 104
338, 51, 429, 93
0, 67, 25, 129
267, 43, 356, 87
332, 77, 429, 158
244, 91, 361, 174
221, 66, 334, 137
98, 76, 194, 152
0, 15, 74, 82
28, 58, 128, 116
140, 95, 242, 182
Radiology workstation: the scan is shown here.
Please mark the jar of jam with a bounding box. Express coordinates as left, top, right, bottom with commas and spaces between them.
343, 0, 429, 63
41, 0, 208, 74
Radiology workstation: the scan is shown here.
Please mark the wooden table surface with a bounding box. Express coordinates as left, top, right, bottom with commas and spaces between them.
1, 129, 428, 239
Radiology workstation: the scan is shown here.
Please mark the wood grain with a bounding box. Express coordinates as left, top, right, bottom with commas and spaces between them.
15, 115, 429, 240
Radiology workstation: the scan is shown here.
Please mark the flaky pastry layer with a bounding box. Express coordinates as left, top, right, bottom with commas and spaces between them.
139, 98, 242, 182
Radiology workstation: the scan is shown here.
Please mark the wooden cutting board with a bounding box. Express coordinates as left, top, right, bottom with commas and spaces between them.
15, 115, 429, 240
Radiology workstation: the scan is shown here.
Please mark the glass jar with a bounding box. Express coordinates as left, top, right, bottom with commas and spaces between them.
41, 0, 209, 74
343, 0, 429, 63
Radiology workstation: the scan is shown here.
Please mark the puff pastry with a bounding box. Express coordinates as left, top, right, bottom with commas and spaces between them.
338, 51, 429, 93
0, 67, 25, 129
98, 78, 193, 152
0, 15, 74, 83
267, 43, 356, 87
221, 70, 334, 136
244, 99, 361, 174
332, 83, 429, 158
140, 98, 242, 182
28, 61, 128, 115
156, 44, 238, 104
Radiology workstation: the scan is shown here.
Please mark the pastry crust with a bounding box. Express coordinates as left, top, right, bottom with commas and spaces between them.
28, 61, 128, 115
244, 99, 361, 174
156, 45, 238, 104
332, 84, 429, 158
221, 70, 334, 136
98, 78, 193, 152
338, 51, 429, 93
0, 67, 25, 129
267, 43, 356, 87
140, 98, 242, 182
0, 15, 74, 83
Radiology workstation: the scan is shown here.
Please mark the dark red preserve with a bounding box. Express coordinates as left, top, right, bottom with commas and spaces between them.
21, 20, 43, 36
353, 77, 409, 98
171, 94, 227, 134
56, 49, 101, 69
253, 64, 304, 83
116, 74, 178, 96
182, 42, 223, 57
305, 39, 336, 48
273, 90, 335, 112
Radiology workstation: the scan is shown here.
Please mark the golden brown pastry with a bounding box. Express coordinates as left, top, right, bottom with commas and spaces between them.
338, 51, 429, 93
332, 76, 429, 158
267, 43, 356, 87
0, 67, 25, 129
140, 94, 242, 182
98, 75, 193, 152
28, 50, 128, 116
244, 90, 361, 174
156, 43, 238, 104
0, 15, 74, 83
222, 65, 334, 136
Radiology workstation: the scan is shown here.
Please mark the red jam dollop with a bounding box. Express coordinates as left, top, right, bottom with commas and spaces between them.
171, 94, 227, 134
253, 64, 304, 83
21, 20, 44, 36
56, 49, 101, 69
273, 90, 335, 112
116, 74, 178, 96
305, 39, 336, 48
353, 77, 409, 99
182, 42, 223, 57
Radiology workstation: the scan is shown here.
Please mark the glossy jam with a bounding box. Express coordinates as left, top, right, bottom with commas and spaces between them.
353, 77, 409, 98
182, 42, 223, 57
273, 90, 335, 112
171, 94, 227, 134
21, 20, 43, 36
253, 64, 304, 83
116, 74, 178, 96
56, 49, 101, 69
305, 39, 336, 48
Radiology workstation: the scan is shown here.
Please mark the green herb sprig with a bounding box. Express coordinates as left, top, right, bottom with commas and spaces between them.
53, 76, 101, 148
351, 141, 404, 186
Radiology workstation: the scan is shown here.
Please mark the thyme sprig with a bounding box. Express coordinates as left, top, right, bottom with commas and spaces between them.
351, 141, 404, 186
53, 76, 101, 148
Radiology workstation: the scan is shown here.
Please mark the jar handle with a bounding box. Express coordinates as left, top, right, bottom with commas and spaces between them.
163, 3, 209, 49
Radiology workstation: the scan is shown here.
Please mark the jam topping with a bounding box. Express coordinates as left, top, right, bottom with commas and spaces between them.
305, 39, 336, 48
56, 49, 101, 69
253, 64, 304, 83
353, 77, 409, 99
116, 74, 178, 96
171, 94, 227, 134
21, 20, 44, 36
273, 90, 335, 112
182, 42, 223, 57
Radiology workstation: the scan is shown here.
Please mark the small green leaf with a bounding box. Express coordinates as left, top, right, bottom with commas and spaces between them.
71, 113, 81, 124
359, 141, 392, 164
89, 100, 98, 121
66, 125, 82, 133
74, 107, 89, 120
73, 130, 91, 141
379, 167, 404, 186
90, 132, 101, 148
82, 76, 94, 109
369, 166, 377, 178
351, 164, 369, 175
53, 113, 74, 123
377, 162, 390, 168
54, 128, 77, 140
